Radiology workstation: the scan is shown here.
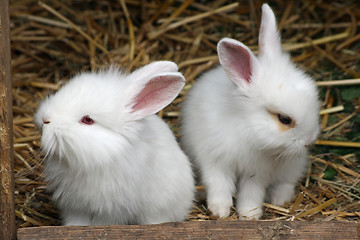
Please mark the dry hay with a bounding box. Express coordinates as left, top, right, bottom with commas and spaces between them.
10, 0, 360, 227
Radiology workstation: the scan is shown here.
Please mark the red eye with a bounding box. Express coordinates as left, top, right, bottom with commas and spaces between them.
80, 115, 95, 125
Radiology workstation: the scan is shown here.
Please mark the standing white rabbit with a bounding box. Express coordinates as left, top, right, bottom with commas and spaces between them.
181, 4, 320, 220
35, 61, 195, 226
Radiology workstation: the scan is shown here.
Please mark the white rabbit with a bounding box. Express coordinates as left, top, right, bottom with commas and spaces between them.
181, 4, 320, 220
35, 61, 195, 226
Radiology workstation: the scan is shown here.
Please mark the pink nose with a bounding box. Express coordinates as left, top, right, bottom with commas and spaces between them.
42, 117, 50, 124
305, 132, 318, 147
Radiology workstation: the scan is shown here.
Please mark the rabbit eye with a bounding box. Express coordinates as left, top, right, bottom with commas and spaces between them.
277, 114, 293, 126
80, 115, 95, 125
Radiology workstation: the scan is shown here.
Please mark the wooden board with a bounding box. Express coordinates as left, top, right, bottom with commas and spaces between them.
0, 0, 16, 239
17, 220, 360, 240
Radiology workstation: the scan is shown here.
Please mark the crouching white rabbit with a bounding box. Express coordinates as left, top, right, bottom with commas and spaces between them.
35, 61, 195, 225
181, 4, 320, 220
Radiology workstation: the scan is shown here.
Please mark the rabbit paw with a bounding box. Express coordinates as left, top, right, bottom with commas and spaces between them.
208, 198, 232, 218
270, 183, 295, 206
238, 206, 262, 220
63, 215, 92, 226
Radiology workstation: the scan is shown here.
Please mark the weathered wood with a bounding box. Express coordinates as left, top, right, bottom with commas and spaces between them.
17, 220, 360, 240
0, 0, 16, 239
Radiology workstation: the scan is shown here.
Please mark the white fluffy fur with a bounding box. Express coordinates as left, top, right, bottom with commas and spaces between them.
181, 4, 320, 220
35, 61, 195, 225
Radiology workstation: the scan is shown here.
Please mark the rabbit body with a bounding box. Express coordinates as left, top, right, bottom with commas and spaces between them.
181, 4, 320, 219
35, 62, 195, 225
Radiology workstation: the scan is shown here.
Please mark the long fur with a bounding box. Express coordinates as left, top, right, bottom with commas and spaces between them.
35, 61, 195, 225
181, 4, 320, 219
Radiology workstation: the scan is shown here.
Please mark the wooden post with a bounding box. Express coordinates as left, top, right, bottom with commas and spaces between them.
0, 0, 16, 239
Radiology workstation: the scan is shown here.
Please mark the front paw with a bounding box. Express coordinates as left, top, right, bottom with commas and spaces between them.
270, 183, 295, 206
208, 199, 232, 218
63, 213, 92, 226
238, 206, 262, 220
64, 218, 91, 226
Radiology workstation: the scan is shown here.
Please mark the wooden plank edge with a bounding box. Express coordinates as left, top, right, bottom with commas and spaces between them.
17, 220, 360, 240
0, 0, 16, 239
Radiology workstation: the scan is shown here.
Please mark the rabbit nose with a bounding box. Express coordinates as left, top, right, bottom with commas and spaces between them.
304, 139, 312, 147
42, 117, 50, 124
305, 135, 317, 147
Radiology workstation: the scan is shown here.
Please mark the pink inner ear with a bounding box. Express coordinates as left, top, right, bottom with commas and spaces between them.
219, 41, 253, 84
131, 75, 182, 117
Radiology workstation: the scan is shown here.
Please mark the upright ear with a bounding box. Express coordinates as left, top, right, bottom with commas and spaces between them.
126, 65, 185, 120
129, 61, 179, 81
258, 4, 282, 57
217, 38, 258, 87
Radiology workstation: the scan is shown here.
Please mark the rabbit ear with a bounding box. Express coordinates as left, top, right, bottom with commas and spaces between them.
217, 38, 258, 87
258, 4, 282, 57
130, 61, 179, 81
126, 69, 185, 121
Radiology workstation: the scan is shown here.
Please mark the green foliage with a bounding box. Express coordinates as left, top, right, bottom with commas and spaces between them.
329, 148, 355, 155
323, 166, 337, 180
343, 101, 354, 112
340, 87, 360, 101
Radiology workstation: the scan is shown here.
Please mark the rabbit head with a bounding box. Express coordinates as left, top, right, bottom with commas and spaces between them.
217, 4, 320, 157
35, 61, 185, 170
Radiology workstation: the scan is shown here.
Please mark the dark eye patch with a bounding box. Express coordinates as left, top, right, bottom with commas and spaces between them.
277, 114, 293, 126
267, 109, 296, 130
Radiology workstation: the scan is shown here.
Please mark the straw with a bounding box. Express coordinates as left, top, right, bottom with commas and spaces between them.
9, 0, 360, 226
